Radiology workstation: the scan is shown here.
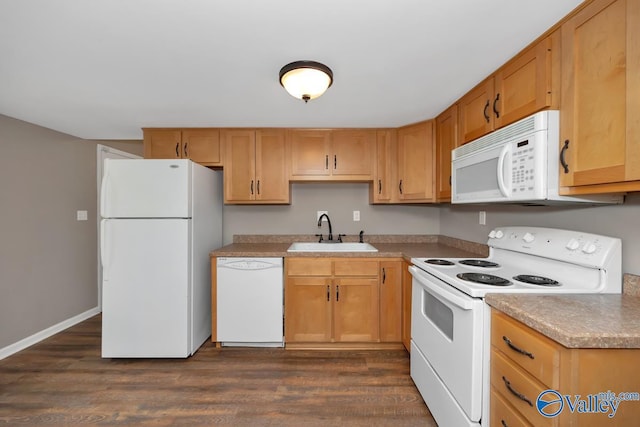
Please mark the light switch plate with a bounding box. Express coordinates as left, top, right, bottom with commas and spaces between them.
479, 211, 486, 225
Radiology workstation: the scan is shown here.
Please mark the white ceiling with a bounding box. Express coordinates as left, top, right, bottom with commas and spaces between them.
0, 0, 584, 140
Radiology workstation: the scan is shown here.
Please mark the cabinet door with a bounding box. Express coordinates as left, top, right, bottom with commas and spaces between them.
182, 129, 222, 166
285, 277, 332, 342
493, 37, 553, 130
143, 129, 182, 159
559, 0, 637, 189
435, 105, 458, 202
458, 77, 494, 144
371, 130, 395, 203
289, 130, 332, 178
333, 279, 379, 342
379, 261, 402, 342
397, 120, 435, 202
255, 130, 290, 203
223, 130, 256, 202
331, 130, 374, 178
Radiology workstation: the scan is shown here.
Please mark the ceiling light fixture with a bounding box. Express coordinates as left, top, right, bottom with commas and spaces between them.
279, 60, 333, 103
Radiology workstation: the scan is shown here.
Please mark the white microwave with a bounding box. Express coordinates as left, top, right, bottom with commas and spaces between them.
451, 110, 623, 205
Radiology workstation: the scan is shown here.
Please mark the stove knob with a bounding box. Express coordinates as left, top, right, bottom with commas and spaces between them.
566, 238, 580, 251
494, 230, 504, 239
488, 230, 497, 238
522, 232, 535, 243
582, 242, 597, 254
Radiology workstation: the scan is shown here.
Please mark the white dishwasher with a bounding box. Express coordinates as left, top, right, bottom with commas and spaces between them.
216, 257, 284, 347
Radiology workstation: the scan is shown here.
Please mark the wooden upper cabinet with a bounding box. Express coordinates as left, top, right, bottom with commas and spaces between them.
370, 129, 395, 203
289, 129, 374, 181
458, 35, 555, 145
223, 129, 290, 204
435, 105, 458, 202
396, 120, 435, 202
559, 0, 640, 194
143, 128, 222, 166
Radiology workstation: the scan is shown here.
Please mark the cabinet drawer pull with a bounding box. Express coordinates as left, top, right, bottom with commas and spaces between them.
250, 180, 254, 195
493, 93, 500, 118
399, 179, 403, 194
175, 142, 180, 157
382, 268, 386, 284
334, 155, 337, 169
483, 100, 490, 123
502, 376, 533, 407
257, 180, 260, 195
336, 285, 340, 302
184, 142, 188, 157
327, 285, 330, 302
501, 420, 509, 427
502, 336, 534, 359
378, 179, 382, 194
325, 155, 329, 170
560, 140, 570, 173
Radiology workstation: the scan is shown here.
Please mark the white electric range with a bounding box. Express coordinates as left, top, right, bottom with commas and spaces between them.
408, 226, 622, 427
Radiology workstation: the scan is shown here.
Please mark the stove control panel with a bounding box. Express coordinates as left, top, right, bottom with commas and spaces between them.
488, 227, 621, 268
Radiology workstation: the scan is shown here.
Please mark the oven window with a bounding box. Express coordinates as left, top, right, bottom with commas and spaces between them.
423, 290, 454, 340
456, 157, 499, 194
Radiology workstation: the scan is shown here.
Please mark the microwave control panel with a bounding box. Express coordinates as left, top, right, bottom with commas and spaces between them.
510, 139, 538, 194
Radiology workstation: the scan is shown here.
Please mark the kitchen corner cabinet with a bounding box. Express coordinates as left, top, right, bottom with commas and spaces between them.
396, 120, 435, 202
435, 104, 458, 202
491, 310, 640, 427
285, 258, 379, 344
370, 129, 396, 203
143, 128, 223, 166
558, 0, 640, 194
222, 129, 290, 204
379, 261, 402, 342
289, 130, 374, 181
458, 35, 556, 145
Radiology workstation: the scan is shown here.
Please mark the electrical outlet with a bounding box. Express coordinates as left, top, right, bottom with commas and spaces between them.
353, 210, 360, 221
77, 210, 88, 221
479, 211, 486, 225
317, 211, 328, 221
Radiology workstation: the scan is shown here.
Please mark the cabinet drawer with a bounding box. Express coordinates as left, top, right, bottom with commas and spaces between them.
491, 386, 533, 427
334, 259, 378, 276
491, 349, 554, 427
492, 311, 560, 387
287, 258, 332, 276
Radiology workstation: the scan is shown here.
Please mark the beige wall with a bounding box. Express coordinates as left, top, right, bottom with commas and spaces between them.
439, 195, 640, 276
0, 115, 142, 349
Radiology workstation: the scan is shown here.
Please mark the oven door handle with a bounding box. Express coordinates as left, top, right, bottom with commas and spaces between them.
409, 266, 475, 310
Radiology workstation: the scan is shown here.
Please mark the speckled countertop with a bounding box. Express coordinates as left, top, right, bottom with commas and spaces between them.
210, 234, 488, 262
486, 279, 640, 349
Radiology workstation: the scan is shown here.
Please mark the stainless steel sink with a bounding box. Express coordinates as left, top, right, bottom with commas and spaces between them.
287, 242, 378, 252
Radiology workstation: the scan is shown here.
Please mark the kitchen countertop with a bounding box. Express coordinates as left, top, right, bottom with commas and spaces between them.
486, 293, 640, 349
210, 235, 488, 262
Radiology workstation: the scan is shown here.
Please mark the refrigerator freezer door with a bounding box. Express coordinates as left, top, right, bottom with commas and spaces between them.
101, 218, 191, 357
101, 159, 191, 219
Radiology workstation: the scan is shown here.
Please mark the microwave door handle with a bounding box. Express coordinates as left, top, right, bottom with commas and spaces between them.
497, 145, 510, 197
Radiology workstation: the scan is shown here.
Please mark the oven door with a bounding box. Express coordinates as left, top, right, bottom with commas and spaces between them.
409, 265, 485, 422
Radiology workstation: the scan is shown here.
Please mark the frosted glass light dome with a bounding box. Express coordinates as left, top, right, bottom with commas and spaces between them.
279, 61, 333, 102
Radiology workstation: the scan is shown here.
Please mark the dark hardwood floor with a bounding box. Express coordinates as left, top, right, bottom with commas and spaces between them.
0, 315, 436, 426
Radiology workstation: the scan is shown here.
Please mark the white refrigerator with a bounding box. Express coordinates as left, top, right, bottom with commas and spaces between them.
100, 159, 222, 358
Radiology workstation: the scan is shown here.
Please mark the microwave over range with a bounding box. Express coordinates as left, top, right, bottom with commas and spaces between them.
451, 110, 623, 205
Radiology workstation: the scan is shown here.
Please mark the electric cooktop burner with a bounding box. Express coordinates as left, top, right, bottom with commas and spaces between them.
513, 275, 561, 286
457, 272, 512, 286
459, 259, 500, 268
424, 259, 455, 266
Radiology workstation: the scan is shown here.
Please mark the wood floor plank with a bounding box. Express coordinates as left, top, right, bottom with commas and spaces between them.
0, 315, 436, 426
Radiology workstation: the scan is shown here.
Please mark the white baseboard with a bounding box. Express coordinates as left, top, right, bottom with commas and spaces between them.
0, 307, 101, 360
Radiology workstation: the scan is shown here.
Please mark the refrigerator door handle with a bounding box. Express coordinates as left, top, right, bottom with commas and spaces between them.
100, 169, 110, 218
100, 220, 110, 279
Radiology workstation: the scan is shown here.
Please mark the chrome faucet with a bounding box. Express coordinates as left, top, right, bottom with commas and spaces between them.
317, 213, 333, 241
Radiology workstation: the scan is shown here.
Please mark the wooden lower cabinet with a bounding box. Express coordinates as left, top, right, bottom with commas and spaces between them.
491, 310, 640, 426
401, 261, 412, 352
285, 258, 405, 347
